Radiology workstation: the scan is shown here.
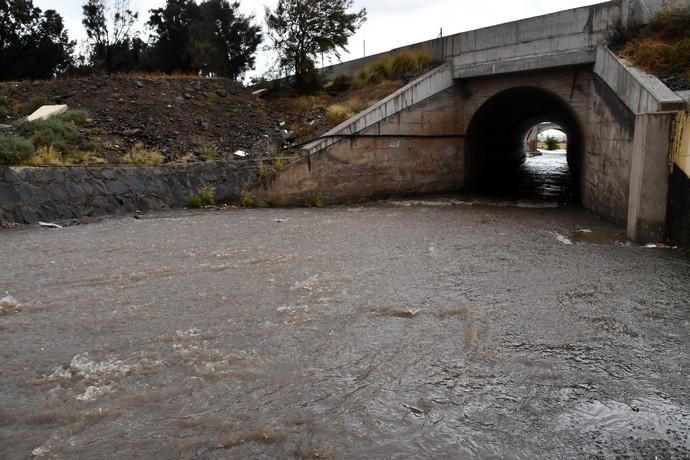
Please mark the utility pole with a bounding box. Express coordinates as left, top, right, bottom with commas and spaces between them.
363, 40, 366, 57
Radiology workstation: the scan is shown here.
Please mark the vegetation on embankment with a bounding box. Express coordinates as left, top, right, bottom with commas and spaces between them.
0, 76, 275, 165
613, 6, 690, 90
266, 49, 436, 140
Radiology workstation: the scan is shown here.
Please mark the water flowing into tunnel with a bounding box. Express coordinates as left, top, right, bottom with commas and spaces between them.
465, 86, 585, 203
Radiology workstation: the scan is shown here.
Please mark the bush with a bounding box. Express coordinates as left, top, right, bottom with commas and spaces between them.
301, 190, 325, 207
187, 194, 202, 209
17, 117, 79, 152
325, 73, 351, 90
0, 96, 9, 119
60, 110, 89, 125
616, 6, 690, 78
26, 145, 63, 165
545, 136, 560, 151
21, 96, 51, 116
648, 6, 690, 41
351, 50, 433, 89
0, 136, 34, 165
326, 98, 370, 124
198, 145, 218, 161
198, 184, 216, 205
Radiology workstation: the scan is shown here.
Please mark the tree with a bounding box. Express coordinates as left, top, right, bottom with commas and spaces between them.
265, 0, 366, 88
147, 0, 198, 73
82, 0, 141, 73
0, 0, 74, 80
148, 0, 261, 79
192, 0, 262, 78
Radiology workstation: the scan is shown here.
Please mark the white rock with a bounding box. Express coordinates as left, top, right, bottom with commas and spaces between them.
233, 150, 248, 157
27, 105, 68, 122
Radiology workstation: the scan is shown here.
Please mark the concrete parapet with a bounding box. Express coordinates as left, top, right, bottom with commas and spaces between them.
454, 49, 596, 80
594, 46, 686, 113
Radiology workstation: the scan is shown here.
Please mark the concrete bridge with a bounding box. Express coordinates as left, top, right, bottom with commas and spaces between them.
256, 0, 690, 243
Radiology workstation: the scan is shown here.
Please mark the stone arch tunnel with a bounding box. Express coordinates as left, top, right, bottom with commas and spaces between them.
464, 86, 585, 195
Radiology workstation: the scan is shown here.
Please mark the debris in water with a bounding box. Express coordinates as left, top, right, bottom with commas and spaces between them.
645, 243, 676, 249
38, 221, 63, 229
233, 150, 248, 157
553, 232, 573, 245
0, 295, 19, 314
576, 228, 592, 233
273, 218, 288, 223
76, 384, 113, 401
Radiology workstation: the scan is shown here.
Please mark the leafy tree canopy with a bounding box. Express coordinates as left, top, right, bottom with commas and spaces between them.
148, 0, 262, 79
0, 0, 74, 80
266, 0, 366, 87
81, 0, 143, 74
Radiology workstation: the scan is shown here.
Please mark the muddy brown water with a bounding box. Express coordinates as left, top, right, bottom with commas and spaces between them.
2, 156, 690, 458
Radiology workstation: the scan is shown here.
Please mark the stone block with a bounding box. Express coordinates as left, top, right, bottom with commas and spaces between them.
26, 105, 68, 122
0, 182, 19, 204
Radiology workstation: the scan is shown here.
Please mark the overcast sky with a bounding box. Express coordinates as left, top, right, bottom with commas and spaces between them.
34, 0, 603, 78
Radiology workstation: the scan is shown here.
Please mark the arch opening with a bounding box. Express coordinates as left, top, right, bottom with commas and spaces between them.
465, 86, 584, 203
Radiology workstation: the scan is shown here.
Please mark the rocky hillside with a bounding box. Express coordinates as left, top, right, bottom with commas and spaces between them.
0, 75, 276, 162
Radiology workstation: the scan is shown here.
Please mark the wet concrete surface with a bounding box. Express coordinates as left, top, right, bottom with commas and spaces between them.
1, 198, 689, 459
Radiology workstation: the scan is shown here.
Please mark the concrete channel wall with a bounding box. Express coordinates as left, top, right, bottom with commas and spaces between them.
668, 100, 690, 246
0, 161, 260, 226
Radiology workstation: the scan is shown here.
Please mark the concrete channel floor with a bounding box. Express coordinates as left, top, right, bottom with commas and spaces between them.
1, 201, 689, 458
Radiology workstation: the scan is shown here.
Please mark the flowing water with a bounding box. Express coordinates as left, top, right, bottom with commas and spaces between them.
1, 168, 689, 458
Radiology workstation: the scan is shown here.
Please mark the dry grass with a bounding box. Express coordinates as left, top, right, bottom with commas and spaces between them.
26, 146, 63, 166
326, 98, 371, 124
122, 143, 164, 165
352, 50, 433, 89
620, 39, 673, 72
618, 6, 690, 77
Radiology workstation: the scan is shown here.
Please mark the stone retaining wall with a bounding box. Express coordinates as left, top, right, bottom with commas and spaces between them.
0, 161, 260, 226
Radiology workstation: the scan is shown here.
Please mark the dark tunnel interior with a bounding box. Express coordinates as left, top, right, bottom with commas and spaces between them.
464, 86, 584, 203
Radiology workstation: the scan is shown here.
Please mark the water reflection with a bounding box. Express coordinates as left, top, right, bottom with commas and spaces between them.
484, 150, 575, 203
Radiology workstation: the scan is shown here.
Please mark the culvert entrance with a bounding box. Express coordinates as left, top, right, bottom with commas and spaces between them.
465, 86, 584, 203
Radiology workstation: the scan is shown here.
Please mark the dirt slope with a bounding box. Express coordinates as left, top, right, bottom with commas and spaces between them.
0, 76, 276, 162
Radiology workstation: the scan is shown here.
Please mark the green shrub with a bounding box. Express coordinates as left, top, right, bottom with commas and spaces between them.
666, 38, 690, 73
187, 194, 202, 209
198, 145, 218, 161
301, 190, 325, 207
60, 110, 89, 125
22, 96, 51, 116
198, 184, 216, 205
648, 6, 690, 41
0, 96, 9, 119
272, 158, 287, 171
240, 190, 264, 208
17, 117, 79, 151
0, 136, 34, 165
545, 136, 560, 151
